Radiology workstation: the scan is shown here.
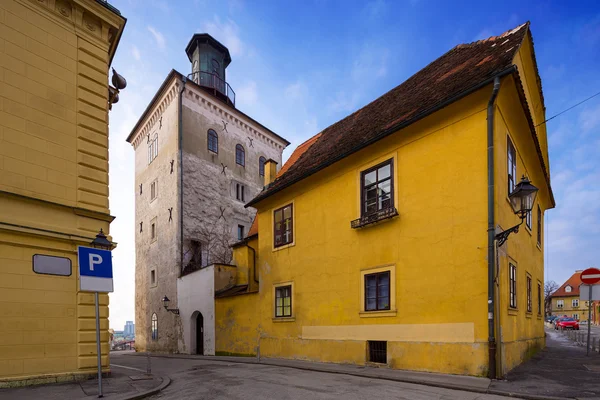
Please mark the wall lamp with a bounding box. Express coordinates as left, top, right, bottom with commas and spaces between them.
161, 296, 180, 315
108, 68, 127, 110
495, 175, 539, 247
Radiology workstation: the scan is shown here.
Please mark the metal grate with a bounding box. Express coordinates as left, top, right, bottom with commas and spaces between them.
368, 341, 387, 364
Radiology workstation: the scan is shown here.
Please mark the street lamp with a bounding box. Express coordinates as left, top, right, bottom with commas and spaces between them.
495, 175, 539, 246
91, 229, 112, 250
108, 68, 127, 110
162, 296, 180, 315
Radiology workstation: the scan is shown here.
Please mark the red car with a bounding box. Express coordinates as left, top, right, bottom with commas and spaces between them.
555, 317, 580, 330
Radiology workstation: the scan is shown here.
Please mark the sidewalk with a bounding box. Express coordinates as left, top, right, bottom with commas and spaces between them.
490, 329, 600, 399
0, 367, 169, 400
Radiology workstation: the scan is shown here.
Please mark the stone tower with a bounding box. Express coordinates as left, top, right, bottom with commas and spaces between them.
127, 33, 289, 354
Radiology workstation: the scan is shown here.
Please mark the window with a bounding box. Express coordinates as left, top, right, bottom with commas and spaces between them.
565, 286, 572, 293
151, 313, 158, 341
526, 209, 532, 230
507, 136, 516, 194
150, 180, 157, 201
212, 59, 220, 76
275, 285, 292, 317
557, 299, 564, 308
151, 223, 156, 240
365, 271, 391, 311
274, 204, 293, 247
189, 240, 203, 267
148, 133, 158, 164
208, 129, 218, 153
509, 263, 517, 309
151, 270, 156, 285
537, 206, 542, 246
368, 341, 387, 364
573, 299, 579, 307
150, 217, 157, 242
361, 159, 393, 217
237, 225, 245, 241
235, 144, 245, 167
32, 254, 72, 276
259, 156, 266, 177
236, 183, 245, 202
537, 282, 542, 315
526, 275, 532, 312
573, 313, 579, 320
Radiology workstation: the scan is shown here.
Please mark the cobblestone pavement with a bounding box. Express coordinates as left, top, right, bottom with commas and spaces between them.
112, 353, 515, 400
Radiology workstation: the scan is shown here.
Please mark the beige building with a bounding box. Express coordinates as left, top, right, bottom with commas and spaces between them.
549, 270, 590, 323
0, 0, 125, 385
127, 34, 289, 354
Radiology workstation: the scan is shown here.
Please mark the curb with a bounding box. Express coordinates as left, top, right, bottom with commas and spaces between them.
113, 376, 171, 400
124, 353, 573, 399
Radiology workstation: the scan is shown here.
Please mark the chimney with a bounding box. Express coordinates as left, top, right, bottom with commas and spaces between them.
264, 159, 278, 187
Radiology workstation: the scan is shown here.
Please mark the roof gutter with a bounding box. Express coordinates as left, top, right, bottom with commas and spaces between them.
246, 66, 517, 208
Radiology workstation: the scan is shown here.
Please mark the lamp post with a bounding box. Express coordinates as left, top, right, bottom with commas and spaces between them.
162, 296, 180, 315
90, 229, 112, 398
495, 176, 539, 246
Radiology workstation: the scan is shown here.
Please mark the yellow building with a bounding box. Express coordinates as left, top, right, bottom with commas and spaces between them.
0, 0, 125, 385
549, 271, 590, 323
213, 22, 554, 378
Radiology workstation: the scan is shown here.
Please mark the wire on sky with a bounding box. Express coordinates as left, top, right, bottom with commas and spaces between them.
536, 90, 600, 127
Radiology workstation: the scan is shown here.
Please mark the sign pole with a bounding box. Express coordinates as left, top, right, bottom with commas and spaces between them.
588, 285, 592, 356
95, 292, 103, 397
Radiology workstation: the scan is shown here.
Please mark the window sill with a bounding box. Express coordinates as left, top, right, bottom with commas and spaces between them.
272, 242, 295, 252
360, 310, 397, 318
272, 317, 295, 323
526, 312, 532, 318
525, 225, 532, 236
508, 308, 518, 316
351, 208, 398, 229
537, 243, 542, 251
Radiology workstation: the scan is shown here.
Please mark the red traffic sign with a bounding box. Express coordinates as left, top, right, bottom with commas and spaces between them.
581, 268, 600, 285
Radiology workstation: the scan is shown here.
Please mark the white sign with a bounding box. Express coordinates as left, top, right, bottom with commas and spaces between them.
78, 246, 113, 292
580, 285, 600, 301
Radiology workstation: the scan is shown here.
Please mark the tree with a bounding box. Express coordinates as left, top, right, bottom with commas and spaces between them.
182, 218, 234, 276
544, 280, 560, 316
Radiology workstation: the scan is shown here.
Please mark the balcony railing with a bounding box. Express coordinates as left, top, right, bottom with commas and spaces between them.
188, 71, 235, 107
351, 207, 399, 229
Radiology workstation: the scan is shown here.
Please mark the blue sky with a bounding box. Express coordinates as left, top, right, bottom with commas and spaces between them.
106, 0, 600, 329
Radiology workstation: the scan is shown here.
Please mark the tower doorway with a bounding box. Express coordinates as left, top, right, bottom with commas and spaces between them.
196, 312, 204, 355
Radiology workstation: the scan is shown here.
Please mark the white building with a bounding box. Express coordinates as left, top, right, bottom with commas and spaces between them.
127, 34, 289, 354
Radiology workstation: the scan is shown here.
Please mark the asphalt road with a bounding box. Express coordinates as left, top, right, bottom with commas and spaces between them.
111, 353, 516, 400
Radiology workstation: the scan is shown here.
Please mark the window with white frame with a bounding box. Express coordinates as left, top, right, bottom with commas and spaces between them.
509, 263, 517, 309
557, 299, 564, 308
573, 313, 579, 320
151, 179, 158, 201
572, 299, 579, 307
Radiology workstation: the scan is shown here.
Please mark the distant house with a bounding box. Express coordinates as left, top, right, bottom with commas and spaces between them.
549, 271, 590, 323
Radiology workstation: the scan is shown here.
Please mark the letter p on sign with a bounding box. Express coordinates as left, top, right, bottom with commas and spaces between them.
89, 254, 103, 271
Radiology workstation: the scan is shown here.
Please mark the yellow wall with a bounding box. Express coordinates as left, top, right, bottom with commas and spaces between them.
0, 0, 124, 384
217, 88, 494, 376
493, 73, 550, 375
551, 297, 590, 322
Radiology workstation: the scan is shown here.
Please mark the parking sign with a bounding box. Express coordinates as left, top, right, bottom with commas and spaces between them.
78, 246, 113, 292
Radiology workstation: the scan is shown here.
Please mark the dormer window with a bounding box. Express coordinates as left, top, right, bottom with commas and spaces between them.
565, 286, 572, 293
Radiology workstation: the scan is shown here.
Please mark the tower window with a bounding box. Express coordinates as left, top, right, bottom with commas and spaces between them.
236, 144, 245, 167
151, 313, 158, 341
259, 156, 266, 177
237, 225, 245, 241
148, 133, 158, 164
151, 270, 156, 285
236, 183, 245, 202
151, 180, 158, 201
208, 129, 218, 153
212, 59, 220, 77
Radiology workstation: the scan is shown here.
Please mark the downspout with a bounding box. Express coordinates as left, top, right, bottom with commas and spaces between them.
179, 76, 187, 273
487, 76, 501, 379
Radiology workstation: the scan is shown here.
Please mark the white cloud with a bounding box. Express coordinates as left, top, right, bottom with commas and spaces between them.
236, 80, 258, 107
147, 26, 166, 50
131, 46, 141, 61
284, 81, 308, 102
328, 91, 361, 113
351, 45, 389, 82
202, 16, 244, 57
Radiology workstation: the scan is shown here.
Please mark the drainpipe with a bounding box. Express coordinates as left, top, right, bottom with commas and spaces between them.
487, 76, 501, 379
179, 76, 187, 273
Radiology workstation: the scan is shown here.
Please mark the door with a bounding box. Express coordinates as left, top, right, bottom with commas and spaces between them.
196, 313, 204, 355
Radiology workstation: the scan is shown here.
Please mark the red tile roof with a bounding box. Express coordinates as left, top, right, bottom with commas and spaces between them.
551, 271, 584, 297
247, 22, 552, 207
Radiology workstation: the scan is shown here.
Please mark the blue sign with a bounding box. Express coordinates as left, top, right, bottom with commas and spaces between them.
78, 246, 113, 292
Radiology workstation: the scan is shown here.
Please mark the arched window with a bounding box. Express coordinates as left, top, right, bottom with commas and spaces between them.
235, 144, 245, 167
151, 313, 158, 341
259, 156, 266, 177
207, 129, 218, 153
